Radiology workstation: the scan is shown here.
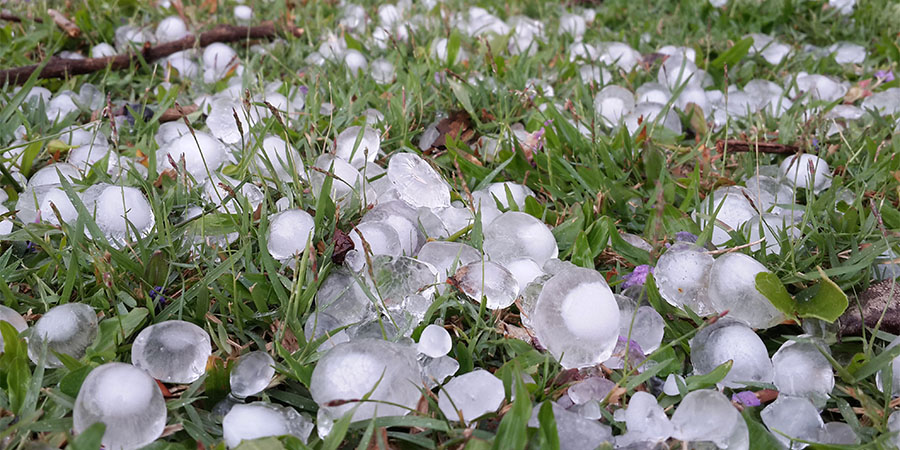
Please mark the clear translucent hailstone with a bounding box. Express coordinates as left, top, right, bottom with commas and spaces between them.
253, 135, 303, 182
350, 222, 402, 258
662, 373, 685, 396
483, 211, 558, 266
620, 306, 665, 354
418, 324, 452, 358
593, 85, 635, 126
310, 339, 421, 422
67, 143, 111, 172
370, 58, 395, 85
528, 402, 613, 450
91, 42, 117, 58
155, 121, 190, 147
386, 153, 451, 209
223, 402, 312, 448
164, 50, 199, 78
233, 5, 253, 22
707, 253, 785, 328
131, 320, 212, 383
532, 267, 619, 369
772, 337, 834, 406
155, 16, 189, 43
420, 355, 459, 389
472, 182, 535, 211
438, 369, 504, 423
266, 209, 315, 261
316, 268, 376, 325
670, 389, 746, 448
304, 312, 351, 352
335, 126, 380, 168
504, 258, 544, 295
28, 303, 97, 368
46, 93, 80, 121
624, 102, 682, 135
454, 261, 519, 309
658, 55, 699, 90
654, 243, 715, 315
636, 82, 671, 104
744, 213, 801, 255
827, 42, 865, 65
228, 351, 276, 399
369, 255, 437, 308
568, 377, 615, 405
416, 241, 482, 280
694, 186, 757, 246
73, 363, 166, 450
690, 319, 774, 388
85, 185, 155, 246
819, 422, 858, 445
861, 88, 900, 116
780, 154, 831, 193
311, 154, 367, 208
616, 391, 673, 446
876, 335, 900, 396
744, 174, 794, 212
761, 396, 824, 449
156, 131, 227, 180
202, 42, 238, 78
0, 305, 27, 352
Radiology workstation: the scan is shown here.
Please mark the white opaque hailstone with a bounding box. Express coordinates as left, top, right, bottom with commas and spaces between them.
254, 135, 304, 182
531, 267, 620, 369
780, 154, 831, 193
707, 253, 786, 329
131, 320, 212, 384
483, 211, 558, 266
472, 182, 535, 211
594, 85, 636, 126
761, 396, 824, 449
747, 33, 791, 65
156, 16, 189, 42
156, 131, 227, 180
0, 205, 11, 235
28, 163, 82, 188
155, 121, 190, 147
201, 174, 263, 215
343, 49, 368, 75
670, 389, 748, 449
654, 243, 715, 316
828, 42, 866, 65
662, 374, 684, 396
386, 153, 451, 209
454, 261, 520, 309
504, 258, 544, 295
115, 25, 154, 50
84, 185, 155, 246
0, 305, 27, 353
438, 369, 504, 423
623, 102, 682, 135
266, 209, 315, 261
790, 73, 848, 103
311, 154, 367, 207
310, 339, 421, 422
164, 50, 199, 78
67, 143, 111, 172
418, 324, 452, 358
597, 42, 641, 72
658, 55, 699, 90
690, 319, 774, 388
27, 303, 97, 368
558, 13, 586, 38
203, 42, 238, 74
73, 363, 166, 450
91, 43, 117, 58
819, 422, 859, 445
744, 173, 794, 212
772, 337, 834, 406
37, 187, 78, 226
223, 402, 313, 448
233, 5, 253, 22
335, 126, 380, 168
616, 391, 673, 446
694, 186, 758, 246
46, 93, 80, 121
370, 58, 395, 84
229, 351, 276, 399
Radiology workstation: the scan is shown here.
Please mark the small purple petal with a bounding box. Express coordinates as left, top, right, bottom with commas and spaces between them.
732, 391, 761, 407
675, 231, 698, 243
298, 86, 309, 95
875, 70, 895, 82
622, 264, 653, 289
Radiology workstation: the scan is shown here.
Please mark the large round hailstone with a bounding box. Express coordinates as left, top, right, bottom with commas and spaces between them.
350, 222, 402, 257
255, 135, 304, 182
223, 402, 313, 448
310, 339, 421, 422
418, 324, 452, 358
266, 209, 315, 261
453, 261, 519, 309
654, 243, 715, 316
311, 154, 366, 207
370, 58, 395, 84
28, 162, 82, 188
230, 351, 276, 399
471, 182, 535, 211
155, 122, 190, 147
483, 211, 558, 266
670, 389, 747, 448
156, 131, 227, 180
0, 305, 28, 354
90, 185, 155, 246
202, 42, 238, 74
27, 303, 97, 368
707, 253, 786, 329
780, 153, 831, 193
73, 363, 167, 450
689, 319, 773, 388
416, 241, 482, 278
386, 153, 451, 209
693, 186, 757, 246
531, 267, 620, 369
593, 85, 635, 126
761, 396, 825, 449
335, 126, 380, 168
131, 320, 212, 384
155, 16, 189, 42
772, 337, 834, 407
38, 187, 79, 226
438, 369, 504, 424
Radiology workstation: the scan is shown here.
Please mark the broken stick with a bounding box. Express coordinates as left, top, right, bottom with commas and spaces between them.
715, 139, 800, 154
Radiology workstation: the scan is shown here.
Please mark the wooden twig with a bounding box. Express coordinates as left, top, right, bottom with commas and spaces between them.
715, 139, 799, 154
0, 22, 302, 86
47, 8, 80, 38
0, 10, 44, 23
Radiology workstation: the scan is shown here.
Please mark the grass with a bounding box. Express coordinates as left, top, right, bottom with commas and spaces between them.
1, 0, 900, 448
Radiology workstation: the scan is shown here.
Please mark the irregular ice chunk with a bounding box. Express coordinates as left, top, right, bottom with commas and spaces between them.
662, 374, 684, 396
230, 351, 276, 399
315, 268, 376, 325
131, 320, 212, 383
310, 339, 422, 422
531, 267, 620, 368
418, 324, 452, 358
438, 369, 504, 423
654, 243, 715, 316
747, 33, 791, 65
369, 255, 438, 309
453, 261, 519, 309
567, 376, 615, 405
386, 153, 451, 209
483, 211, 558, 265
819, 422, 858, 445
27, 303, 97, 368
420, 355, 459, 388
780, 154, 831, 193
91, 43, 117, 58
73, 363, 166, 450
223, 402, 313, 448
690, 319, 773, 388
617, 391, 672, 446
266, 209, 315, 261
761, 396, 824, 449
707, 253, 786, 328
528, 402, 613, 450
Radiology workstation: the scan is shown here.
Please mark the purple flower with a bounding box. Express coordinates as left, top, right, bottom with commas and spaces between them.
811, 138, 819, 150
875, 70, 895, 83
622, 265, 653, 289
732, 391, 761, 407
149, 286, 167, 312
675, 231, 698, 243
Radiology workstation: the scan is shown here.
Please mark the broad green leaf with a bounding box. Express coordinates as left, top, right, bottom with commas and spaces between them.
448, 79, 477, 123
492, 366, 532, 450
67, 422, 106, 450
571, 231, 594, 269
742, 410, 784, 450
234, 437, 287, 450
712, 37, 753, 69
795, 267, 849, 323
685, 360, 733, 390
536, 401, 560, 450
755, 272, 797, 321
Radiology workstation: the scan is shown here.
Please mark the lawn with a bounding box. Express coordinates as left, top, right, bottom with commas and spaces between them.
1, 0, 900, 448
